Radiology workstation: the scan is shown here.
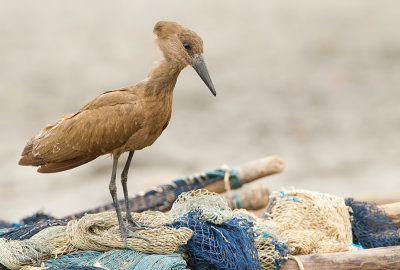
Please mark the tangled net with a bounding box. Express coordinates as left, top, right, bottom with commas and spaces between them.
346, 198, 400, 248
264, 189, 355, 255
1, 190, 287, 270
3, 188, 396, 270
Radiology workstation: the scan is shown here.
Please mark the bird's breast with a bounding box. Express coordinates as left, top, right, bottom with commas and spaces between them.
115, 95, 173, 155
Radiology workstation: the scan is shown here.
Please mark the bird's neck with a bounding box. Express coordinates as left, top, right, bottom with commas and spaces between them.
144, 58, 185, 96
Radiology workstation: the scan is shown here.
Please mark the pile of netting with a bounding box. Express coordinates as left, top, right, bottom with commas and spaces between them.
0, 190, 289, 270
345, 198, 399, 248
263, 189, 399, 255
1, 188, 398, 270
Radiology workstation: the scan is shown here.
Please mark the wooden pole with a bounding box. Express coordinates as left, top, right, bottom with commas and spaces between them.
205, 155, 285, 193
281, 246, 400, 270
66, 156, 284, 219
380, 202, 400, 227
222, 183, 270, 210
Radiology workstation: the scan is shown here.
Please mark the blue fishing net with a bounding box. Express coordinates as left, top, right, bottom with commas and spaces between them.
43, 250, 188, 270
0, 212, 57, 231
0, 221, 11, 229
47, 267, 104, 270
345, 198, 400, 248
71, 168, 242, 218
0, 218, 67, 240
170, 209, 261, 270
272, 240, 290, 269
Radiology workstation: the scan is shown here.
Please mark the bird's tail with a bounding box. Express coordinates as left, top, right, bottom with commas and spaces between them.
18, 140, 98, 173
18, 139, 45, 166
36, 156, 98, 173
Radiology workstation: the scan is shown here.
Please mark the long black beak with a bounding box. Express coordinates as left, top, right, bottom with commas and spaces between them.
191, 54, 216, 96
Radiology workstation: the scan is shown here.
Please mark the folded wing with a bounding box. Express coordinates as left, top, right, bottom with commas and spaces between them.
19, 90, 143, 172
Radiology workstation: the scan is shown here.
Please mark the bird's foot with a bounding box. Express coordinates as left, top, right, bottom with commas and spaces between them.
126, 229, 150, 242
125, 214, 155, 231
119, 223, 149, 248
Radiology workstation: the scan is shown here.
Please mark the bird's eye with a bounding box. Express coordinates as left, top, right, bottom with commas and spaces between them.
183, 42, 191, 50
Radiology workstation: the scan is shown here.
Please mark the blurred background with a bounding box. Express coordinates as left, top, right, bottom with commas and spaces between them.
1, 1, 399, 221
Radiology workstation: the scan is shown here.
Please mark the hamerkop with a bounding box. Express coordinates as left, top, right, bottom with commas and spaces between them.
19, 21, 216, 245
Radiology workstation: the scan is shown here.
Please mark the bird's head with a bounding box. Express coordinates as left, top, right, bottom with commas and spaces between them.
154, 21, 216, 96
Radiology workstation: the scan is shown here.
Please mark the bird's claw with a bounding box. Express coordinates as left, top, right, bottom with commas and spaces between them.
126, 229, 150, 242
126, 215, 155, 230
120, 225, 150, 248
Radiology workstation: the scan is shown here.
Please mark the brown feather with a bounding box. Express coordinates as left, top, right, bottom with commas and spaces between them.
37, 156, 98, 173
18, 151, 44, 166
19, 21, 211, 174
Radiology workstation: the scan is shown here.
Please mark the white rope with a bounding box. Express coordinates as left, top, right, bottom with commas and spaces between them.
289, 255, 305, 270
221, 164, 233, 201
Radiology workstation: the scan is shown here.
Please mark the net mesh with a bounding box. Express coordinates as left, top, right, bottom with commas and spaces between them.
264, 189, 355, 255
167, 190, 288, 270
2, 190, 289, 270
48, 211, 193, 256
0, 226, 65, 270
171, 210, 261, 269
168, 189, 234, 224
40, 249, 188, 270
345, 198, 400, 248
22, 266, 104, 270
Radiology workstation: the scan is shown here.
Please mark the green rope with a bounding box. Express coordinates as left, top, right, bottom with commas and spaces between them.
232, 195, 243, 209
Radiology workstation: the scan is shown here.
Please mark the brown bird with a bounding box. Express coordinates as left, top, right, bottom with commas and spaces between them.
18, 21, 216, 245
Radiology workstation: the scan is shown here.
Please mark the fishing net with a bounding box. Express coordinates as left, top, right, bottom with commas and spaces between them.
171, 210, 261, 269
233, 209, 287, 269
0, 219, 66, 241
70, 167, 242, 219
167, 189, 288, 270
48, 211, 193, 256
1, 189, 288, 270
40, 249, 188, 270
168, 189, 234, 224
0, 226, 65, 270
345, 198, 400, 248
22, 266, 104, 270
264, 189, 355, 255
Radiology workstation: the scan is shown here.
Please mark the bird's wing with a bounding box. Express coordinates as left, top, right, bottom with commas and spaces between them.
31, 90, 143, 162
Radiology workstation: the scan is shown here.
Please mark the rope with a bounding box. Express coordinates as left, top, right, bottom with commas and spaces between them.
232, 195, 243, 209
221, 164, 244, 209
289, 255, 304, 270
222, 164, 233, 197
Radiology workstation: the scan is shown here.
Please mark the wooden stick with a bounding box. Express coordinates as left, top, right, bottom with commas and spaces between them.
281, 246, 400, 270
356, 196, 400, 205
380, 202, 400, 227
66, 156, 284, 219
205, 155, 285, 193
223, 183, 270, 210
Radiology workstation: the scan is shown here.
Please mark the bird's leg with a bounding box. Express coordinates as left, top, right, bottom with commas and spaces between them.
121, 151, 153, 231
109, 156, 130, 247
110, 155, 149, 246
121, 151, 136, 226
